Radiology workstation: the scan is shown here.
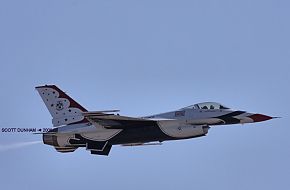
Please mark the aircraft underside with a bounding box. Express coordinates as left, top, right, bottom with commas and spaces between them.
44, 122, 209, 155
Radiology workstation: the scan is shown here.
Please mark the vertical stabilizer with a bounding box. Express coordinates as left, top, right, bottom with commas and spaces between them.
36, 85, 88, 127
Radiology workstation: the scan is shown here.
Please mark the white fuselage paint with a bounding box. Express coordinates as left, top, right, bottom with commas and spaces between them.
157, 120, 207, 138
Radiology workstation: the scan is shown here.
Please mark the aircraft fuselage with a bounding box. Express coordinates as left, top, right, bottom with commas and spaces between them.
36, 85, 274, 156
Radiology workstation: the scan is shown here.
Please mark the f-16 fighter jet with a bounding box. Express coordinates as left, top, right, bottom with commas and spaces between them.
36, 85, 275, 156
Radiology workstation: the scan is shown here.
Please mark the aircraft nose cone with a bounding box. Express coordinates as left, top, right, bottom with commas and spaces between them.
249, 114, 273, 122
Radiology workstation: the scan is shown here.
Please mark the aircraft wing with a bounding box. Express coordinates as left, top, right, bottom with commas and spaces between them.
82, 112, 158, 129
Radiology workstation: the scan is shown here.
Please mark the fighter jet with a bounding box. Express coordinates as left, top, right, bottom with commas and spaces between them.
36, 85, 275, 156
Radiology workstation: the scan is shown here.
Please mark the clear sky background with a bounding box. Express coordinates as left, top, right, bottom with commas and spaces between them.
0, 0, 289, 190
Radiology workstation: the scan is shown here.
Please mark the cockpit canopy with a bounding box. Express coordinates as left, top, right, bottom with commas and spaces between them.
181, 102, 230, 110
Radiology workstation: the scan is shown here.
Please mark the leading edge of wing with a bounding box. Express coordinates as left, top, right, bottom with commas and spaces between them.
82, 112, 175, 129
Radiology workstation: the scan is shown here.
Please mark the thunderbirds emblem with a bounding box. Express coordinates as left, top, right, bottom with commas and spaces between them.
56, 101, 64, 111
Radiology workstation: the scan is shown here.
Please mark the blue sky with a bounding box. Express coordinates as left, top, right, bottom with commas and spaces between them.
0, 0, 289, 190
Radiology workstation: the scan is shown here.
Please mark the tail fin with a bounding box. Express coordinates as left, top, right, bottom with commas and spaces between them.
35, 85, 88, 127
